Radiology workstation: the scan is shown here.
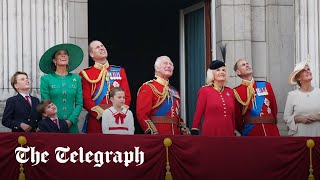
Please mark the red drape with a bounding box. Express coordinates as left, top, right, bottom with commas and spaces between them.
0, 133, 319, 180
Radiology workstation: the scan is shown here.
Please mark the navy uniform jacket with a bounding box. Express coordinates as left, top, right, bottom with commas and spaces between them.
38, 117, 69, 133
2, 93, 42, 132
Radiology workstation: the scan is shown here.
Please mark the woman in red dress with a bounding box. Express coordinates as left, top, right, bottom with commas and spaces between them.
191, 60, 235, 136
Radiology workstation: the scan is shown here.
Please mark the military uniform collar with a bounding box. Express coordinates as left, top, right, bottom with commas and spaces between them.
212, 84, 224, 92
94, 61, 109, 70
155, 75, 169, 86
241, 78, 254, 86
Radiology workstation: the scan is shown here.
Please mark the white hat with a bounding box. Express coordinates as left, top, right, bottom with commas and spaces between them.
288, 60, 309, 85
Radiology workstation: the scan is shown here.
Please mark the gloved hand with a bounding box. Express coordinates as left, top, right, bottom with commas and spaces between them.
191, 129, 199, 135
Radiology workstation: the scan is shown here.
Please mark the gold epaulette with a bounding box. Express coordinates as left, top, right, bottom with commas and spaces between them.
137, 80, 154, 95
233, 86, 256, 115
137, 79, 169, 110
81, 68, 109, 84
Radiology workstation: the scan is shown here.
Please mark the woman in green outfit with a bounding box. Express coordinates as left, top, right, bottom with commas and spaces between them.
39, 43, 84, 133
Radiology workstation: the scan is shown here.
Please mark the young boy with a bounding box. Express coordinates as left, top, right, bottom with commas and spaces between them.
2, 71, 42, 132
36, 100, 69, 133
102, 87, 134, 134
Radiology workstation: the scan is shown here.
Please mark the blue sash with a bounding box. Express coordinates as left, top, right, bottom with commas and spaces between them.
93, 66, 120, 104
81, 66, 121, 133
153, 87, 175, 125
242, 81, 266, 136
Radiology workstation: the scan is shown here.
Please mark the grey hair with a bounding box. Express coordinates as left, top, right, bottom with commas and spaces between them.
154, 55, 170, 74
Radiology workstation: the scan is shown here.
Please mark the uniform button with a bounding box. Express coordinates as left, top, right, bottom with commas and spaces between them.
224, 111, 226, 113
62, 91, 66, 95
63, 115, 67, 119
36, 120, 37, 122
222, 100, 225, 103
62, 99, 66, 103
224, 107, 226, 109
223, 104, 225, 106
62, 83, 66, 87
62, 77, 65, 79
224, 115, 226, 117
28, 119, 30, 121
63, 107, 67, 111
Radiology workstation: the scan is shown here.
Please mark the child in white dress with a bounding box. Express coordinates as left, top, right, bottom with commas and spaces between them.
102, 87, 134, 134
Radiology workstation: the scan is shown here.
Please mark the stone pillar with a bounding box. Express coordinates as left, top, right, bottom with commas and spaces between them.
0, 0, 88, 132
0, 0, 69, 99
295, 0, 319, 87
215, 0, 252, 87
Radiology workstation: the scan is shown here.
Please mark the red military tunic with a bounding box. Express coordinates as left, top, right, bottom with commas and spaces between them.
79, 62, 131, 133
136, 76, 183, 135
234, 79, 280, 136
192, 85, 235, 136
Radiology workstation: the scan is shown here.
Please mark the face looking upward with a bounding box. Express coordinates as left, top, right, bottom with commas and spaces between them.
43, 103, 58, 118
89, 41, 108, 63
14, 74, 30, 92
155, 57, 174, 80
296, 65, 312, 83
53, 50, 69, 67
235, 59, 253, 77
213, 66, 227, 83
111, 91, 125, 108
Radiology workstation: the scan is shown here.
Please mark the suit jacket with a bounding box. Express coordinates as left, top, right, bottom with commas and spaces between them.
2, 93, 42, 132
38, 117, 69, 133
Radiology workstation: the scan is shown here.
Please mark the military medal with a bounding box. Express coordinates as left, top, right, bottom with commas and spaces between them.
256, 87, 268, 96
113, 81, 119, 87
264, 98, 271, 114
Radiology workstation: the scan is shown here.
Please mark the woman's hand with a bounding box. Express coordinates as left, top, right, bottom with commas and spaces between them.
294, 115, 316, 124
65, 120, 73, 127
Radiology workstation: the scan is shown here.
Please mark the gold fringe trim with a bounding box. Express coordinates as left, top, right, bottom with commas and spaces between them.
18, 136, 27, 180
163, 137, 173, 180
137, 80, 169, 110
234, 84, 256, 115
306, 139, 315, 180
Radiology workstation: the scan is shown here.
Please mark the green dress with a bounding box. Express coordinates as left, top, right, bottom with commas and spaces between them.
40, 73, 83, 133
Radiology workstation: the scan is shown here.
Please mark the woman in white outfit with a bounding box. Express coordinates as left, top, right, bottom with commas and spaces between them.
283, 60, 320, 136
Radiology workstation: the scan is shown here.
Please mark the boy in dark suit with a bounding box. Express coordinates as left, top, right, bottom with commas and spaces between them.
36, 100, 69, 133
2, 71, 42, 132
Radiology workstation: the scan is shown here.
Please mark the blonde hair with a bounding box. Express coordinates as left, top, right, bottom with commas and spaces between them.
206, 68, 229, 85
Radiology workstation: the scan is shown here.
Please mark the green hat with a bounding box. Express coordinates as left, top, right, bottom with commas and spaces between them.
39, 43, 84, 74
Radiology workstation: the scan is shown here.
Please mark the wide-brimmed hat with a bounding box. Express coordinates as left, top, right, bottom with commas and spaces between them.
288, 60, 309, 85
39, 43, 84, 74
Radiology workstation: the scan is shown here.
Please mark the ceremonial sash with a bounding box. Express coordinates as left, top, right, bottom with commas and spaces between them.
82, 66, 121, 133
242, 81, 266, 136
153, 87, 176, 118
93, 66, 120, 104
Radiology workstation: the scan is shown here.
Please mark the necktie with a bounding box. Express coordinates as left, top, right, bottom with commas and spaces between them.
53, 119, 59, 129
25, 96, 31, 106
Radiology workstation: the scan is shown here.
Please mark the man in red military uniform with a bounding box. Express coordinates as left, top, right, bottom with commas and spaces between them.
79, 40, 131, 133
233, 59, 280, 136
136, 56, 190, 135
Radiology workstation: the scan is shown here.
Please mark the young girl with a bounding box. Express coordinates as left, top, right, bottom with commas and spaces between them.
102, 87, 135, 134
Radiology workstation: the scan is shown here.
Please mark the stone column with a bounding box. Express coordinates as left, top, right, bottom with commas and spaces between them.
295, 0, 319, 87
0, 0, 69, 99
0, 0, 88, 132
215, 0, 252, 87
